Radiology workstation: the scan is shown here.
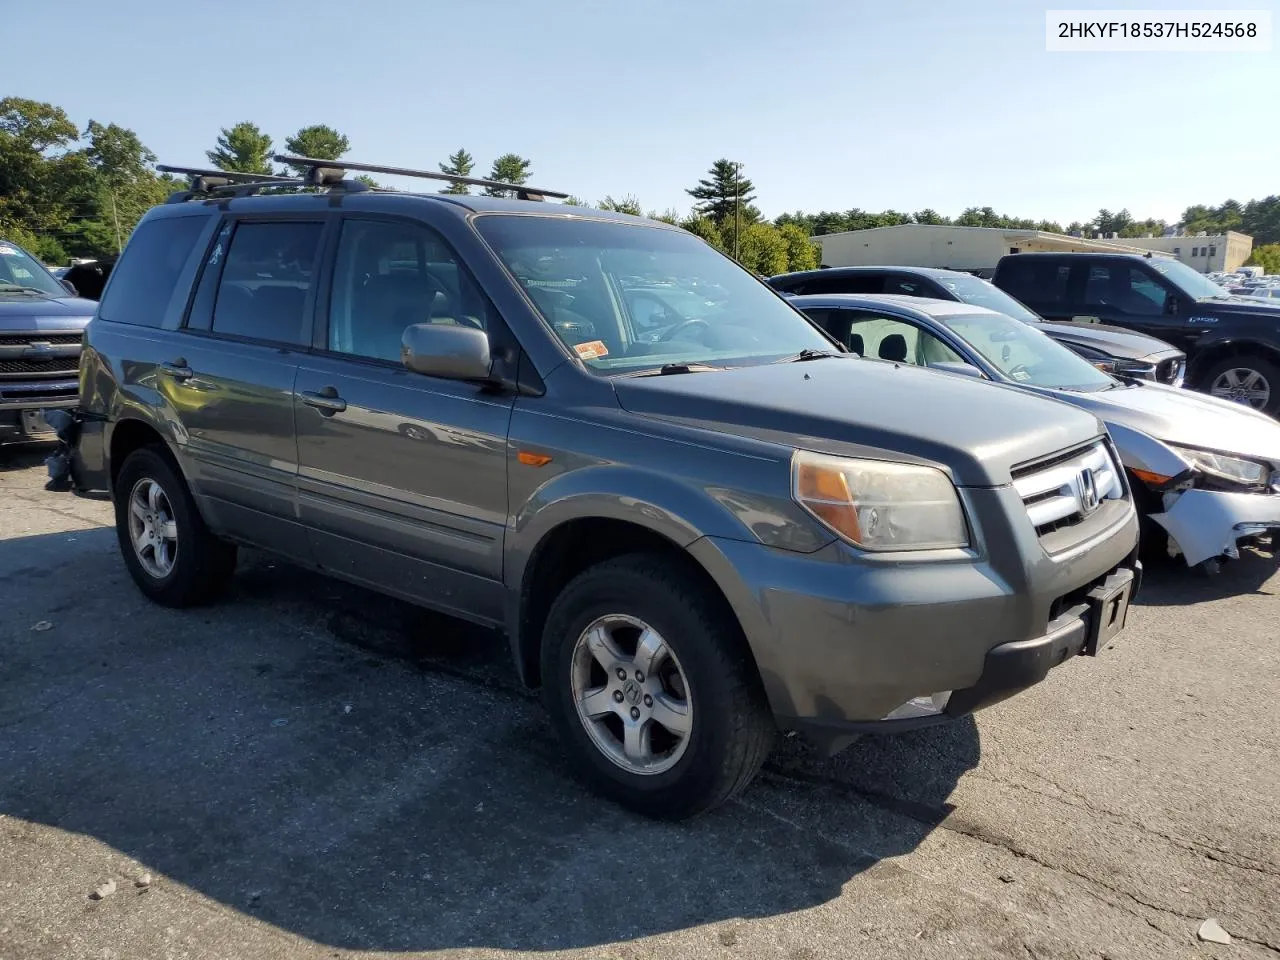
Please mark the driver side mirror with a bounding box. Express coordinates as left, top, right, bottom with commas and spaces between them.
1164, 296, 1179, 316
61, 278, 79, 297
931, 361, 987, 380
401, 323, 492, 381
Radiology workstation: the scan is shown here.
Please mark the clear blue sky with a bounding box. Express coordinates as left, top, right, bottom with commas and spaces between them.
6, 0, 1277, 224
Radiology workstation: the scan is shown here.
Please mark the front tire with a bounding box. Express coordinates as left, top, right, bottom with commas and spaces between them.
540, 554, 774, 820
113, 446, 237, 607
1199, 355, 1280, 416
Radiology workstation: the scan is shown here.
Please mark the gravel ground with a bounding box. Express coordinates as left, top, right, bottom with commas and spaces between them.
1, 443, 1277, 960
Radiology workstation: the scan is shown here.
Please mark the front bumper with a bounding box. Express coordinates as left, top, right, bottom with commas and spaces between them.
687, 484, 1141, 754
1152, 488, 1280, 566
0, 393, 79, 440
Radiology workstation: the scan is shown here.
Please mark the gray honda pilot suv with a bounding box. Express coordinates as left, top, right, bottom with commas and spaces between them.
69, 157, 1141, 819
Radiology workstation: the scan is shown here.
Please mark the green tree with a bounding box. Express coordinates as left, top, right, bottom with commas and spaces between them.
681, 215, 724, 249
730, 222, 789, 275
483, 153, 531, 198
0, 98, 93, 259
79, 120, 170, 254
206, 122, 274, 174
778, 222, 819, 271
598, 194, 643, 216
686, 159, 756, 225
280, 124, 349, 176
1246, 243, 1280, 274
647, 208, 681, 225
439, 148, 474, 194
913, 209, 950, 225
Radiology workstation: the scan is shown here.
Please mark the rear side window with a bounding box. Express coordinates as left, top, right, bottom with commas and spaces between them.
98, 216, 208, 327
996, 259, 1069, 305
805, 273, 884, 295
211, 221, 324, 345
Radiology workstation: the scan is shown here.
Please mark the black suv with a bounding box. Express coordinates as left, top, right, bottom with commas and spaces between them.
992, 252, 1280, 415
769, 266, 1186, 386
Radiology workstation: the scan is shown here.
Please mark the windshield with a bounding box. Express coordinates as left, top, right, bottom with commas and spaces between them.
933, 273, 1042, 323
0, 242, 66, 297
940, 311, 1116, 391
474, 215, 835, 373
1147, 257, 1232, 300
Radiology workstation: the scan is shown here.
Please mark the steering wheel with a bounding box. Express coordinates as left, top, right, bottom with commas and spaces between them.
659, 317, 711, 342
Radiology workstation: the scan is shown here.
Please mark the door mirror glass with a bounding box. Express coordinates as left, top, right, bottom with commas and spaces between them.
401, 323, 492, 381
1165, 296, 1179, 315
60, 278, 79, 297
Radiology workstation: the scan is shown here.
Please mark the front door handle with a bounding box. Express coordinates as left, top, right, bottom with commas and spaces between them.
160, 358, 194, 381
302, 387, 347, 415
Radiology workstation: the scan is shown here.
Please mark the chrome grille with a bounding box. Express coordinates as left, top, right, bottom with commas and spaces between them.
0, 333, 82, 347
1013, 441, 1123, 538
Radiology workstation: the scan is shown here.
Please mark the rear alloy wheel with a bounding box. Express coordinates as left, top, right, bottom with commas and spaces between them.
113, 446, 237, 607
541, 554, 774, 820
1202, 356, 1279, 414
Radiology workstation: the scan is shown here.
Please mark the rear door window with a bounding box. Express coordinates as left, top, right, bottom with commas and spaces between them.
997, 259, 1070, 306
209, 221, 325, 346
805, 273, 885, 295
97, 215, 209, 327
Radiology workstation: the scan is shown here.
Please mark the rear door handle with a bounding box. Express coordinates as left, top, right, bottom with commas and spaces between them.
302, 388, 347, 415
160, 358, 194, 381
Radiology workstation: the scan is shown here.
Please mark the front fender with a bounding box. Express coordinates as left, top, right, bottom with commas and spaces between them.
1104, 420, 1193, 478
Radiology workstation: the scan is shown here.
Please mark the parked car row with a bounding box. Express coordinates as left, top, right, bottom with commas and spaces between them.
10, 161, 1279, 820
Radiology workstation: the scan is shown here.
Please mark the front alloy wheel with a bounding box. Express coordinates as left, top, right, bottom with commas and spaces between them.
570, 614, 693, 776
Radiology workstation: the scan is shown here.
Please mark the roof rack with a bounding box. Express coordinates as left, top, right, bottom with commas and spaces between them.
272, 154, 570, 202
157, 163, 372, 203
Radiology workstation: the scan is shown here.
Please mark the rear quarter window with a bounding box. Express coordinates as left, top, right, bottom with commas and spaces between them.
98, 216, 209, 328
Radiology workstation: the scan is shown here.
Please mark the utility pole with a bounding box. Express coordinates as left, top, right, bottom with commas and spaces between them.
734, 161, 741, 260
110, 189, 123, 253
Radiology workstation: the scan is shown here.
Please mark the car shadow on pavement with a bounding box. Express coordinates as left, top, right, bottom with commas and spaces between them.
0, 532, 980, 953
1135, 548, 1277, 606
0, 442, 53, 472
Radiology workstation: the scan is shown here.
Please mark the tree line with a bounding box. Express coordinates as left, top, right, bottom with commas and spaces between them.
1, 97, 1275, 275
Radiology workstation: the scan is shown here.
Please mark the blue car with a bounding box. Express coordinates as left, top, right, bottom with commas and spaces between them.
0, 240, 97, 443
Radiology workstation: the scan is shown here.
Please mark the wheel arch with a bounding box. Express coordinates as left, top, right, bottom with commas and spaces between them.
1189, 338, 1280, 385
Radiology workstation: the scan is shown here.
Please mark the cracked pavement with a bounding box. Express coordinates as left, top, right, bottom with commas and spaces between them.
1, 444, 1277, 959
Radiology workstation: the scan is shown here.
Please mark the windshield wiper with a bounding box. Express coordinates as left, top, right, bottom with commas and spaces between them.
774, 348, 841, 363
0, 284, 50, 296
622, 362, 722, 377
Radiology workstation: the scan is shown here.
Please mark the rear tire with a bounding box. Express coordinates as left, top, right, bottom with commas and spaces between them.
1198, 355, 1280, 416
113, 446, 236, 607
540, 554, 774, 820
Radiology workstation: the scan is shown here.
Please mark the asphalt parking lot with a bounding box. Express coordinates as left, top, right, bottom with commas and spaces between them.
1, 444, 1277, 960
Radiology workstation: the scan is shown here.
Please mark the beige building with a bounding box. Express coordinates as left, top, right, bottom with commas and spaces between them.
811, 224, 1170, 274
1121, 230, 1252, 273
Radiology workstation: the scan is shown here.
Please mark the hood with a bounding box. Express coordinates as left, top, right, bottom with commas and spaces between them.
1035, 320, 1180, 360
1197, 297, 1280, 319
1043, 381, 1280, 463
612, 356, 1105, 487
0, 295, 96, 328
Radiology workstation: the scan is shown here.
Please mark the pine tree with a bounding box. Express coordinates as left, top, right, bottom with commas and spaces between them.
205, 122, 273, 175
439, 148, 474, 195
686, 160, 756, 225
483, 153, 531, 198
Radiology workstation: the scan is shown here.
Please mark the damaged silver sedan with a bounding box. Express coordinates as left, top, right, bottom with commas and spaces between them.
787, 293, 1280, 573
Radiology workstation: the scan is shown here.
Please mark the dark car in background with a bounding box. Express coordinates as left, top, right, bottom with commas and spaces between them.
768, 266, 1186, 386
991, 252, 1280, 415
0, 239, 96, 443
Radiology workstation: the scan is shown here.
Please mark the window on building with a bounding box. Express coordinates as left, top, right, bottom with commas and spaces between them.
1191, 247, 1199, 257
1209, 245, 1217, 257
1173, 247, 1180, 255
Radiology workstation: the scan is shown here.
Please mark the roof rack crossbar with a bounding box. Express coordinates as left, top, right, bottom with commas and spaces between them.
272, 154, 570, 201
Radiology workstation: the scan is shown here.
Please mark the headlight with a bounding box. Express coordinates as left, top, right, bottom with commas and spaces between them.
792, 451, 969, 551
1169, 445, 1268, 487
